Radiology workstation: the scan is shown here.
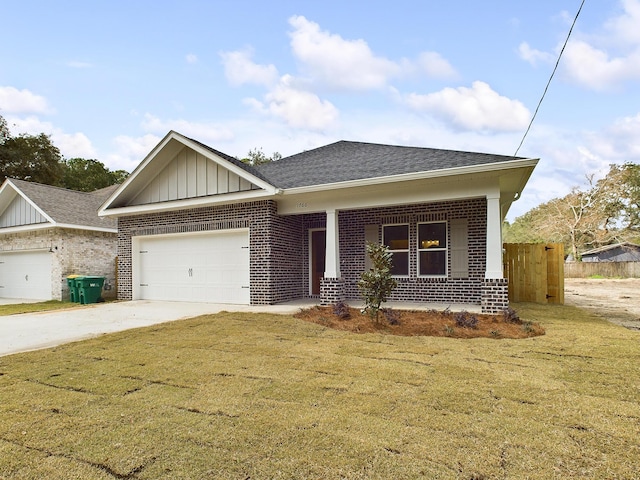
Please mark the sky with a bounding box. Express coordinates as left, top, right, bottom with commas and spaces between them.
2, 0, 639, 221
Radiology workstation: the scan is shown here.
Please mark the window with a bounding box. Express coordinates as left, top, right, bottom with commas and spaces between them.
383, 224, 409, 276
418, 222, 447, 276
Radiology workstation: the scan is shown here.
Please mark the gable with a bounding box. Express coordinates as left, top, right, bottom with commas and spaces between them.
129, 146, 260, 207
0, 192, 48, 228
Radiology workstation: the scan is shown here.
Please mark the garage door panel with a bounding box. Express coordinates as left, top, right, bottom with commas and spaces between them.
0, 251, 52, 300
135, 230, 250, 304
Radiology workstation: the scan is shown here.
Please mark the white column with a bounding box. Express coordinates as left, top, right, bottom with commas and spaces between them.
485, 194, 503, 279
325, 209, 341, 278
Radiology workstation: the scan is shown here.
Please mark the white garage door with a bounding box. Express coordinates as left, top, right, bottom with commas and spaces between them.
0, 251, 52, 300
134, 229, 250, 304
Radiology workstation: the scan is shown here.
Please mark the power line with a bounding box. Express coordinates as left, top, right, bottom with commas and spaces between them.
514, 0, 586, 157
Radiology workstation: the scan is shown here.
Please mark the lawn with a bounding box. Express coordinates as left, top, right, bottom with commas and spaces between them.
0, 303, 638, 479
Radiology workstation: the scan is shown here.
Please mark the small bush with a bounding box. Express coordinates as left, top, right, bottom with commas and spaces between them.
502, 307, 522, 324
521, 321, 534, 334
443, 325, 455, 336
332, 301, 351, 320
454, 311, 478, 329
382, 308, 401, 325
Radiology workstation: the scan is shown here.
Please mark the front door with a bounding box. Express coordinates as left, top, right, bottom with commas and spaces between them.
310, 230, 326, 295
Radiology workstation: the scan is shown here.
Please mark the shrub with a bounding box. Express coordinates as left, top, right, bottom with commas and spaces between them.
382, 308, 401, 325
502, 307, 522, 324
332, 301, 351, 320
454, 311, 478, 329
358, 242, 398, 322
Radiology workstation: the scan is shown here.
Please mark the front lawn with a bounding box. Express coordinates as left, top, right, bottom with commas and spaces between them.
0, 303, 638, 479
0, 301, 81, 316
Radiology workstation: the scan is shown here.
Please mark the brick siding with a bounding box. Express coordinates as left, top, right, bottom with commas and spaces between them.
116, 196, 508, 310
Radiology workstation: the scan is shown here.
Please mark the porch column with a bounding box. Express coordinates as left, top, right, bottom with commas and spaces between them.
320, 209, 345, 305
485, 193, 503, 279
324, 209, 340, 278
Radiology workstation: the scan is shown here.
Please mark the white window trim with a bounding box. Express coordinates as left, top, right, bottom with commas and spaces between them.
417, 220, 448, 278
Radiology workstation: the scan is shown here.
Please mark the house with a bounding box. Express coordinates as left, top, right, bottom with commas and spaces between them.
99, 131, 538, 313
581, 242, 640, 262
0, 179, 118, 301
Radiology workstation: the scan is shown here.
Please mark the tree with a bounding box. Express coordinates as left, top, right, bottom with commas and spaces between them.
241, 148, 282, 166
62, 158, 129, 191
0, 115, 10, 145
358, 242, 398, 322
0, 132, 64, 185
504, 163, 640, 258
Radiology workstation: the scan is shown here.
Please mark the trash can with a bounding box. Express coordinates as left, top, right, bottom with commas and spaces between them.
67, 275, 83, 303
75, 276, 106, 304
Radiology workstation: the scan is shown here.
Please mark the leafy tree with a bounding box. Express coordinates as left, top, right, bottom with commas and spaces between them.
358, 242, 398, 322
0, 132, 64, 185
0, 115, 10, 145
62, 158, 129, 191
504, 163, 640, 258
241, 148, 282, 166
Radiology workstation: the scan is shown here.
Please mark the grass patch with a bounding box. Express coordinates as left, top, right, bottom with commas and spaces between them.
0, 301, 81, 316
0, 303, 639, 478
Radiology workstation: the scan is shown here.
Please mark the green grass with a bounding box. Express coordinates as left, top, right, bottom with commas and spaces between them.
1, 303, 639, 479
0, 301, 81, 316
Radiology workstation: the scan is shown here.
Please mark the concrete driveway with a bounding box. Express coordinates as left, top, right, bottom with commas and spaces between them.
0, 300, 307, 357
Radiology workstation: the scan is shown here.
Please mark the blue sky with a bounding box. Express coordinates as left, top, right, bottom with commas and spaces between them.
2, 1, 639, 220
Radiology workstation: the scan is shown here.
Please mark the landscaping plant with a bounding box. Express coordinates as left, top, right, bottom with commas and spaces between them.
358, 242, 398, 322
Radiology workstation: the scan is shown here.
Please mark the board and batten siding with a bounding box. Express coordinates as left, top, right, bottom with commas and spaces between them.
130, 147, 257, 206
0, 194, 47, 228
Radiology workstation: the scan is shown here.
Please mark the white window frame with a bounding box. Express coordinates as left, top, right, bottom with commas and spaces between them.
417, 221, 448, 278
382, 223, 410, 277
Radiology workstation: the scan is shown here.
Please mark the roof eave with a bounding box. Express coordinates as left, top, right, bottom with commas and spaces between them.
99, 189, 276, 217
280, 157, 539, 195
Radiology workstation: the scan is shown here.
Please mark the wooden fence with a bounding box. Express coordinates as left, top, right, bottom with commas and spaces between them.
564, 261, 640, 278
503, 243, 564, 304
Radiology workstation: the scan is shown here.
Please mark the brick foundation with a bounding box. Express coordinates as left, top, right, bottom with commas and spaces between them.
320, 277, 345, 306
481, 278, 509, 313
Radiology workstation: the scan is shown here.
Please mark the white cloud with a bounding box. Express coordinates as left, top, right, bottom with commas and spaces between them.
105, 134, 162, 172
604, 0, 640, 45
140, 113, 235, 142
247, 75, 339, 130
288, 15, 400, 90
415, 52, 457, 79
4, 114, 96, 159
518, 42, 554, 66
522, 1, 640, 90
54, 132, 97, 159
220, 49, 279, 87
587, 112, 640, 160
0, 86, 52, 114
404, 81, 530, 132
185, 53, 198, 64
562, 40, 640, 90
287, 15, 456, 90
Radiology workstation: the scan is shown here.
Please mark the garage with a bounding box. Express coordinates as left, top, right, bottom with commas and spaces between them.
133, 229, 250, 304
0, 250, 53, 300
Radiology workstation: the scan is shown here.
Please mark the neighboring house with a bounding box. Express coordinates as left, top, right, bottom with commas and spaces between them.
100, 131, 538, 313
581, 242, 640, 262
0, 179, 118, 301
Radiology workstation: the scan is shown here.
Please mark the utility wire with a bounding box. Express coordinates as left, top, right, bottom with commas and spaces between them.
514, 0, 586, 157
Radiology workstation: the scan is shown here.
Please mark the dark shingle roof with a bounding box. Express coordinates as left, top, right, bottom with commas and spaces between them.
255, 140, 525, 189
9, 179, 118, 230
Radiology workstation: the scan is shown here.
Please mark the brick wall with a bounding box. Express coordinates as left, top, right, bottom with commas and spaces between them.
0, 228, 117, 301
337, 198, 487, 307
116, 200, 304, 304
115, 196, 507, 310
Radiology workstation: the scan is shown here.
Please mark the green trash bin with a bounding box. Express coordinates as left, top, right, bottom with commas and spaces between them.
76, 276, 105, 305
67, 275, 83, 303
